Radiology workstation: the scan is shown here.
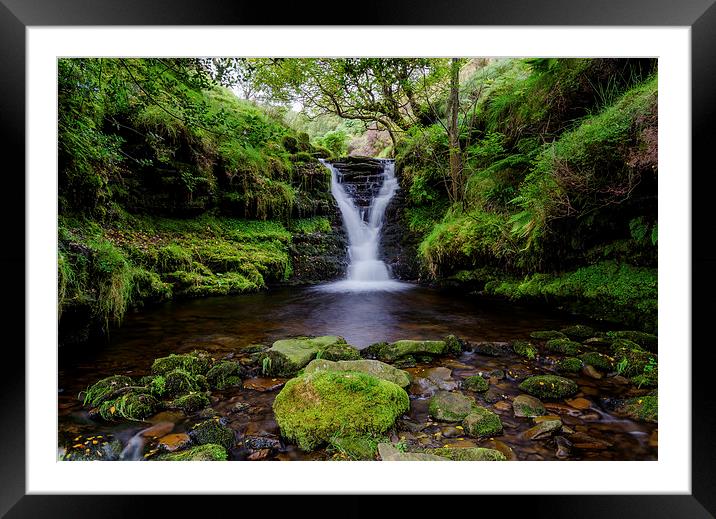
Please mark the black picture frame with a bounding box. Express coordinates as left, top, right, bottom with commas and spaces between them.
1, 1, 714, 517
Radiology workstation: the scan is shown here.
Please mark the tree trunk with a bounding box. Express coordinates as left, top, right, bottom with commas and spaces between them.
447, 58, 463, 203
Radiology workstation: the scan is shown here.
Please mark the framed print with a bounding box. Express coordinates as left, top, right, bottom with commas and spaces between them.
2, 0, 715, 517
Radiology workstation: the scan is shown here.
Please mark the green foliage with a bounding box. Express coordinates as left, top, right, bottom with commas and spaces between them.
290, 217, 331, 234
316, 130, 349, 158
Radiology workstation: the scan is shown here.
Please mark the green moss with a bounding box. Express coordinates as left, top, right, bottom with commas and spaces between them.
518, 375, 578, 399
606, 330, 658, 352
205, 360, 243, 390
151, 351, 212, 376
611, 343, 656, 377
82, 375, 134, 407
560, 325, 595, 340
578, 352, 614, 371
622, 395, 658, 423
328, 434, 384, 460
304, 359, 411, 389
290, 217, 332, 234
272, 370, 410, 451
422, 447, 506, 461
188, 419, 236, 450
463, 375, 489, 392
428, 391, 475, 422
530, 330, 567, 341
162, 369, 203, 397
512, 340, 538, 359
318, 342, 362, 361
264, 336, 346, 376
545, 338, 582, 355
168, 391, 211, 413
362, 339, 449, 363
556, 357, 583, 373
462, 407, 503, 438
98, 391, 158, 421
154, 443, 227, 461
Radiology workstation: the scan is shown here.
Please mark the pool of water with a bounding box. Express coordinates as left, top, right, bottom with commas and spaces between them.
58, 285, 657, 461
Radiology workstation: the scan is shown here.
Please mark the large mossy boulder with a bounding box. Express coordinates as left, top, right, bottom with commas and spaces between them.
362, 337, 459, 363
616, 395, 658, 423
97, 391, 158, 421
151, 350, 212, 376
167, 391, 211, 413
304, 359, 411, 389
462, 407, 503, 438
272, 371, 410, 451
428, 391, 474, 422
422, 447, 506, 461
81, 375, 134, 407
263, 336, 348, 376
519, 375, 578, 400
154, 444, 227, 461
319, 342, 362, 361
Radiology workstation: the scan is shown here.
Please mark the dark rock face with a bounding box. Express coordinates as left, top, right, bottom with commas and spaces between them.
381, 186, 421, 280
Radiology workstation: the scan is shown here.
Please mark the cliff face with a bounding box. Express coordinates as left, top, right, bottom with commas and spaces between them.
380, 187, 421, 281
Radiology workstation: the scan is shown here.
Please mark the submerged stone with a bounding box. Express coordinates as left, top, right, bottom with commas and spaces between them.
530, 330, 567, 341
462, 407, 503, 438
272, 370, 409, 451
304, 358, 411, 389
157, 433, 191, 452
519, 375, 578, 400
428, 391, 474, 422
523, 419, 562, 440
512, 394, 546, 417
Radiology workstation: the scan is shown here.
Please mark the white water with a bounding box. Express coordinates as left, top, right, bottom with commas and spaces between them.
318, 159, 411, 293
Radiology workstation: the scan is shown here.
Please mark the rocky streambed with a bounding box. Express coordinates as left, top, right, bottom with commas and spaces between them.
59, 325, 657, 462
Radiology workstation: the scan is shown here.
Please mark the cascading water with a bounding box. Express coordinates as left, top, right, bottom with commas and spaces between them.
318, 159, 411, 292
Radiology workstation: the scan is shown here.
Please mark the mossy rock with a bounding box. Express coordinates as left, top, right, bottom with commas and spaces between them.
519, 375, 578, 400
443, 335, 465, 354
462, 375, 489, 392
545, 338, 582, 355
151, 350, 212, 376
523, 419, 562, 440
512, 394, 546, 417
98, 391, 158, 421
188, 419, 236, 450
462, 407, 503, 438
578, 352, 614, 371
422, 447, 506, 461
512, 340, 538, 359
304, 359, 411, 389
392, 355, 417, 369
329, 435, 383, 460
610, 338, 644, 353
556, 357, 583, 373
163, 369, 203, 397
470, 341, 512, 356
362, 339, 450, 363
612, 344, 657, 377
631, 366, 658, 388
607, 330, 658, 352
560, 325, 595, 340
63, 438, 123, 461
272, 370, 410, 451
154, 444, 227, 461
618, 395, 658, 423
82, 375, 134, 407
206, 360, 243, 390
264, 336, 346, 376
530, 330, 567, 341
318, 342, 362, 361
428, 391, 475, 422
167, 392, 211, 413
378, 443, 448, 461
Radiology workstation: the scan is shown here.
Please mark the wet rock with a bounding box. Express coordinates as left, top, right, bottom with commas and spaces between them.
243, 377, 286, 392
206, 360, 242, 390
578, 352, 614, 372
649, 430, 658, 448
63, 436, 122, 461
377, 443, 447, 461
556, 357, 583, 373
305, 358, 411, 389
523, 419, 562, 440
151, 350, 212, 376
545, 338, 582, 355
263, 336, 348, 376
489, 369, 506, 380
422, 447, 506, 461
513, 394, 546, 417
462, 375, 489, 392
512, 340, 538, 359
582, 365, 603, 379
519, 375, 579, 400
138, 422, 175, 439
612, 395, 658, 423
197, 407, 217, 419
392, 356, 417, 369
319, 342, 362, 361
611, 344, 656, 377
158, 433, 191, 452
568, 432, 613, 450
462, 407, 503, 438
272, 370, 409, 451
530, 330, 567, 341
555, 435, 572, 458
486, 439, 517, 461
494, 401, 512, 412
424, 367, 458, 390
362, 338, 458, 363
396, 418, 428, 433
606, 331, 658, 352
161, 369, 205, 398
504, 366, 533, 382
154, 443, 227, 461
469, 341, 512, 357
80, 375, 134, 407
560, 325, 595, 340
428, 391, 475, 422
483, 387, 504, 404
189, 418, 236, 450
247, 449, 271, 461
583, 337, 613, 348
243, 435, 282, 450
565, 397, 592, 410
534, 414, 561, 423
440, 426, 463, 438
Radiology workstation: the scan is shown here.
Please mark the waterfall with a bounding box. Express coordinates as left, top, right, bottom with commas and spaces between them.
318, 159, 411, 292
